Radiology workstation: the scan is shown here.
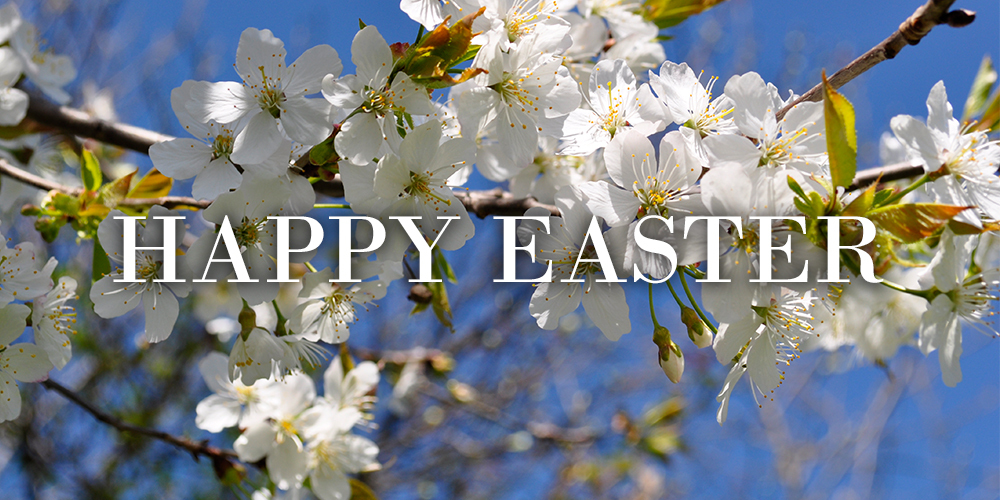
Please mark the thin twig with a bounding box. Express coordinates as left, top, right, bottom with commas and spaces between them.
776, 0, 974, 120
0, 159, 210, 209
40, 379, 238, 462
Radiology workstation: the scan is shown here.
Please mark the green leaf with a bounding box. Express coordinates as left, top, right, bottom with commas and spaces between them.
97, 170, 137, 208
434, 248, 457, 284
842, 181, 876, 217
872, 188, 895, 207
786, 175, 807, 200
963, 55, 997, 120
127, 169, 173, 199
641, 0, 728, 29
867, 203, 971, 243
822, 72, 857, 189
81, 149, 103, 192
350, 478, 379, 500
92, 238, 111, 282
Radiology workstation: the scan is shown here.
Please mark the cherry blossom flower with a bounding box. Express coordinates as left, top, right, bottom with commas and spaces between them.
457, 33, 581, 166
195, 351, 276, 432
0, 303, 53, 422
31, 276, 76, 370
288, 262, 401, 344
560, 58, 666, 155
891, 81, 1000, 226
518, 187, 631, 340
187, 28, 339, 164
151, 81, 292, 201
714, 289, 816, 424
90, 207, 191, 343
323, 26, 432, 165
916, 231, 1000, 386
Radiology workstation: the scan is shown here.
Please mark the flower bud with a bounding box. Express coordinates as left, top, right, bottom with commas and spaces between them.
658, 341, 684, 384
237, 303, 257, 341
681, 305, 712, 348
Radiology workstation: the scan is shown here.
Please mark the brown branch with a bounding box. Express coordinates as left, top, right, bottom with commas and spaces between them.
24, 93, 175, 155
0, 159, 210, 209
40, 379, 238, 463
848, 161, 926, 191
776, 0, 975, 120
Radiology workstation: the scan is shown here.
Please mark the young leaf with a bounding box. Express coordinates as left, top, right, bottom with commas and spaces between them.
127, 169, 173, 199
81, 149, 103, 192
822, 71, 857, 189
842, 181, 876, 217
963, 55, 997, 121
434, 248, 458, 284
92, 238, 111, 282
641, 0, 728, 29
867, 203, 971, 243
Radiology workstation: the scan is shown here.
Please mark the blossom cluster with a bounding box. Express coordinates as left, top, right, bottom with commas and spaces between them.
196, 347, 380, 499
0, 0, 996, 497
0, 225, 77, 422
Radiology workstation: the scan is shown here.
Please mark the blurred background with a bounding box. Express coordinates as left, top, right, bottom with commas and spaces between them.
0, 0, 997, 498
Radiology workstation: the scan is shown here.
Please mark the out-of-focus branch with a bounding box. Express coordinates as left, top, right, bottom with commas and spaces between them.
847, 161, 926, 191
40, 379, 238, 463
24, 93, 175, 155
776, 0, 975, 120
0, 159, 210, 209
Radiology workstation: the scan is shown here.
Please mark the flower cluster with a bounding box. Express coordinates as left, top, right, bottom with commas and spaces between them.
0, 225, 77, 422
0, 2, 76, 125
196, 351, 380, 499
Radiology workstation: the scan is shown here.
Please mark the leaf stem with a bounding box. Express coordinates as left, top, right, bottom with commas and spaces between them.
880, 173, 931, 206
678, 270, 718, 334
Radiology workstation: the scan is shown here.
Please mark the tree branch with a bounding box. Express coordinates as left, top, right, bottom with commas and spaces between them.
40, 379, 238, 463
24, 93, 175, 155
776, 0, 975, 120
0, 159, 210, 209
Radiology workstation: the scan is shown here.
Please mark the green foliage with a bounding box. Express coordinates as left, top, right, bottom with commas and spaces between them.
822, 72, 857, 189
963, 55, 998, 128
867, 203, 973, 244
641, 0, 728, 29
392, 8, 488, 89
80, 149, 103, 192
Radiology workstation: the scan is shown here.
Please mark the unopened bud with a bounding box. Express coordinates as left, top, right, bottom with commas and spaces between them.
658, 341, 684, 384
237, 303, 257, 340
681, 305, 712, 348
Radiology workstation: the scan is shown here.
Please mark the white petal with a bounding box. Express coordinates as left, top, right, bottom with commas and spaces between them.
310, 466, 351, 500
336, 113, 383, 165
142, 287, 179, 343
191, 158, 242, 201
529, 282, 582, 330
233, 421, 277, 462
578, 181, 640, 227
267, 437, 308, 490
0, 370, 21, 422
195, 394, 242, 432
149, 138, 213, 180
231, 111, 283, 165
185, 80, 253, 124
285, 44, 342, 96
280, 96, 332, 146
581, 280, 630, 341
4, 343, 52, 382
